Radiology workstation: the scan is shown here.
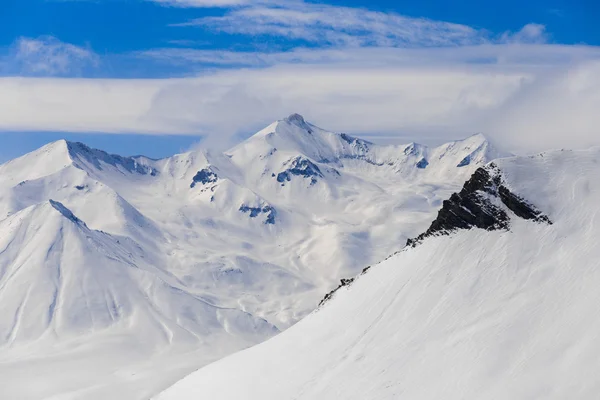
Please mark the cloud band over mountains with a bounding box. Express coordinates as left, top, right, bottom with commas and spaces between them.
1, 0, 599, 153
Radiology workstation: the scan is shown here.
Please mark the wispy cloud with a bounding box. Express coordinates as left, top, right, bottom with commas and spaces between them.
138, 43, 600, 69
176, 3, 486, 47
7, 36, 99, 76
500, 23, 548, 44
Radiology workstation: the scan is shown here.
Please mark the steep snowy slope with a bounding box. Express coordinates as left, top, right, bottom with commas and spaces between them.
0, 201, 277, 400
0, 115, 505, 399
157, 148, 600, 400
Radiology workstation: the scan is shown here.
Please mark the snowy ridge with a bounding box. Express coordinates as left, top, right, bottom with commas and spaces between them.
0, 200, 276, 345
0, 114, 505, 399
157, 148, 600, 400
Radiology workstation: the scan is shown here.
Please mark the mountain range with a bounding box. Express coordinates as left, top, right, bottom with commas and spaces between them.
157, 147, 600, 400
0, 114, 506, 399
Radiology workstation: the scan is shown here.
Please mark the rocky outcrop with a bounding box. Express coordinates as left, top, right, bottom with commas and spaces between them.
416, 158, 429, 169
239, 204, 277, 225
319, 278, 355, 306
457, 154, 472, 167
319, 164, 552, 307
407, 164, 552, 247
276, 157, 324, 185
190, 168, 218, 188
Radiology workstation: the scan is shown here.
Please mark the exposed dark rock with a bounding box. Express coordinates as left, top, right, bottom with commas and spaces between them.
74, 185, 87, 190
406, 165, 552, 247
276, 157, 323, 185
320, 164, 552, 307
404, 143, 421, 156
320, 164, 552, 308
318, 262, 378, 307
261, 148, 278, 160
319, 278, 355, 306
49, 199, 86, 226
497, 186, 551, 224
340, 133, 354, 144
190, 168, 218, 188
239, 204, 276, 225
416, 158, 429, 169
457, 154, 471, 167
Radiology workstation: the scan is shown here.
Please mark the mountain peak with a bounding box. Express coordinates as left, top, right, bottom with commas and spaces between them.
281, 113, 315, 133
468, 132, 487, 141
284, 113, 307, 125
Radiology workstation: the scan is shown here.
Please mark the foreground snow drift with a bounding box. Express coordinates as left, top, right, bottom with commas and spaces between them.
158, 148, 600, 400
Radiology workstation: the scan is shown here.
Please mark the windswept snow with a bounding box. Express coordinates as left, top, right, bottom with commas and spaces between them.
0, 115, 505, 399
157, 148, 600, 400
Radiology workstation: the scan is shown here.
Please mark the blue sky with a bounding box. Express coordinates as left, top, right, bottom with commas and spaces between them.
1, 0, 600, 161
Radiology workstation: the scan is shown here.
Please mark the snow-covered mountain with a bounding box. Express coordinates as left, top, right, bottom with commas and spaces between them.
0, 115, 504, 399
157, 148, 600, 400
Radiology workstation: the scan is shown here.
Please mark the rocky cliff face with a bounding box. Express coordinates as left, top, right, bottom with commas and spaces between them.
190, 168, 218, 188
407, 164, 552, 247
320, 163, 553, 306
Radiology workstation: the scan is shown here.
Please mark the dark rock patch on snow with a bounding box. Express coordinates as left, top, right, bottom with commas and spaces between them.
457, 154, 472, 167
239, 204, 277, 225
318, 263, 374, 307
407, 164, 552, 247
319, 278, 355, 307
190, 168, 218, 188
416, 158, 429, 169
404, 143, 421, 156
49, 199, 87, 226
276, 157, 323, 185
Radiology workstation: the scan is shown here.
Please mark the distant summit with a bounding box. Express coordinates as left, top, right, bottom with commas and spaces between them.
284, 113, 307, 125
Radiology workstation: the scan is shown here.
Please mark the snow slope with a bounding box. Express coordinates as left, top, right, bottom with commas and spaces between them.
157, 148, 600, 400
0, 201, 276, 400
0, 115, 504, 399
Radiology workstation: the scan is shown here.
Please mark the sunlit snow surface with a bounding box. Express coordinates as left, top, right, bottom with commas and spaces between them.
158, 148, 600, 400
0, 115, 503, 399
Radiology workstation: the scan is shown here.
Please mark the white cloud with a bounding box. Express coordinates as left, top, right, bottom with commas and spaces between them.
1, 2, 598, 153
2, 44, 600, 153
137, 43, 600, 68
177, 3, 486, 47
161, 0, 549, 49
485, 61, 600, 152
500, 23, 548, 44
10, 36, 99, 76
